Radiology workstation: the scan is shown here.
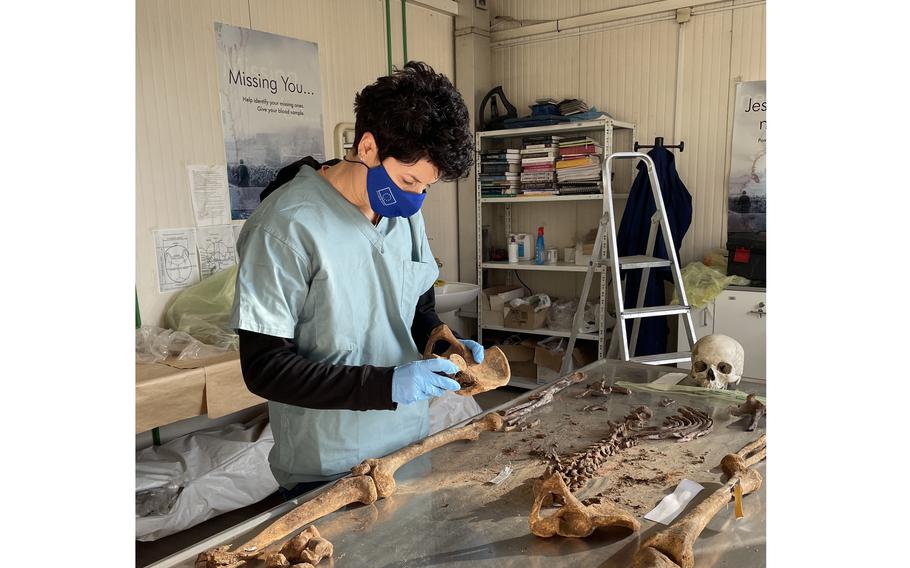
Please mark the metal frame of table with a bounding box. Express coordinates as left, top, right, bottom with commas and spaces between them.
148, 359, 766, 568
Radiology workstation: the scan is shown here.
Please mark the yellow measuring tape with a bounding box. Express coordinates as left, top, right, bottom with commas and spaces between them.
733, 481, 745, 519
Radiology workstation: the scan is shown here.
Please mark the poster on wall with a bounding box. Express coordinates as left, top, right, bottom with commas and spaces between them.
214, 23, 325, 220
727, 80, 766, 235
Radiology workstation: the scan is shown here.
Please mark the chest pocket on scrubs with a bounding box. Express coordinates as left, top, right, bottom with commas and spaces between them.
400, 259, 438, 326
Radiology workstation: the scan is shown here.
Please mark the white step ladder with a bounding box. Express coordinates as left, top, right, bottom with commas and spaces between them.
561, 152, 697, 373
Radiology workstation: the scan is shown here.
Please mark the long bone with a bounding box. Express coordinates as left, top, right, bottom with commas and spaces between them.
529, 470, 641, 538
423, 324, 510, 396
631, 435, 767, 568
352, 411, 503, 497
197, 413, 503, 567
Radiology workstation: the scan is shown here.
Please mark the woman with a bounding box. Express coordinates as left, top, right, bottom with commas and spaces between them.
230, 62, 479, 498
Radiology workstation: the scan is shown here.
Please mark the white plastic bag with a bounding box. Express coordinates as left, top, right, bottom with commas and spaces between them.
428, 390, 482, 435
135, 415, 278, 541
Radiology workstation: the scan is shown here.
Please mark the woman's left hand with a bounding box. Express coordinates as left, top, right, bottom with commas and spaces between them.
460, 339, 485, 363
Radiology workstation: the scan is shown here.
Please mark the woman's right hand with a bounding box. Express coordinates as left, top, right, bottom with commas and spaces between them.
391, 359, 461, 405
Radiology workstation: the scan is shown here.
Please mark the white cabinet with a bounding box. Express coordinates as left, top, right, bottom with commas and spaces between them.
678, 287, 766, 379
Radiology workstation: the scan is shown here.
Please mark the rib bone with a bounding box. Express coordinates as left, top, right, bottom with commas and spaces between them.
423, 324, 510, 396
351, 412, 504, 498
529, 470, 640, 538
631, 435, 767, 568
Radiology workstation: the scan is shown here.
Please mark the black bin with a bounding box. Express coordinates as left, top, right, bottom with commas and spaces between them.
726, 233, 765, 284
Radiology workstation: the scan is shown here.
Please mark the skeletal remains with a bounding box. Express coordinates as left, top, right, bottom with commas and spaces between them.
729, 393, 766, 431
530, 470, 641, 538
576, 379, 632, 398
499, 371, 587, 430
196, 413, 504, 567
631, 435, 767, 568
685, 334, 745, 390
544, 405, 712, 492
423, 324, 510, 396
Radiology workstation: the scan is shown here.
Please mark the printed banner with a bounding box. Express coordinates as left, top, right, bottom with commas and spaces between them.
728, 81, 766, 235
214, 23, 325, 220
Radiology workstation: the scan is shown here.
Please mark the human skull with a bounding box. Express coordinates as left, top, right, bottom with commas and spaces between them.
687, 334, 744, 389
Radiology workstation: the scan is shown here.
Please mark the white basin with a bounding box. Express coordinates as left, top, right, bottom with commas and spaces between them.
434, 282, 480, 314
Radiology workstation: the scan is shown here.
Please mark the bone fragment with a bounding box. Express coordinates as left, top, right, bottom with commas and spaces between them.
729, 393, 766, 431
529, 470, 640, 538
500, 371, 586, 425
631, 435, 767, 568
278, 525, 333, 566
423, 324, 510, 396
351, 412, 504, 498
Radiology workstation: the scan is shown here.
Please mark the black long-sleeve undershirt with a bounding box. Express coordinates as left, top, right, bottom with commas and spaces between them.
239, 285, 463, 411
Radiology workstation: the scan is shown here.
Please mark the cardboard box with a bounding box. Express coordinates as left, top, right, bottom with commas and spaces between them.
510, 360, 538, 380
498, 342, 535, 363
534, 341, 598, 372
482, 285, 525, 313
504, 304, 550, 330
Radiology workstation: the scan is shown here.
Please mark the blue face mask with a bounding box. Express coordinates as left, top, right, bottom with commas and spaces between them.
348, 157, 426, 218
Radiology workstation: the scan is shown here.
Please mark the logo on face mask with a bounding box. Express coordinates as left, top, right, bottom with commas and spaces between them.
377, 187, 397, 206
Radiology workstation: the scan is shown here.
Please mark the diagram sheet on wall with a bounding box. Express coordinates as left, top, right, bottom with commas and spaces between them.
727, 80, 766, 234
197, 225, 237, 278
154, 228, 200, 292
214, 22, 325, 220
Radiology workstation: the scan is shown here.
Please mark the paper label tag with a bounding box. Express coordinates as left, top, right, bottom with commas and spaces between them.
488, 465, 513, 485
733, 482, 744, 519
644, 479, 705, 525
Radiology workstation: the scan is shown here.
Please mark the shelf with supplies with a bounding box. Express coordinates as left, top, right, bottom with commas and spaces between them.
481, 322, 600, 341
476, 117, 636, 387
480, 193, 629, 203
481, 260, 602, 272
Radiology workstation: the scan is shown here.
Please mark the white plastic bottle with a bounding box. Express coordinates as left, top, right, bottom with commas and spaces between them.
508, 235, 519, 263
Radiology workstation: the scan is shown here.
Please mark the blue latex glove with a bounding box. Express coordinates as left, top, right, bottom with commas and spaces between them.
392, 358, 462, 405
460, 339, 485, 363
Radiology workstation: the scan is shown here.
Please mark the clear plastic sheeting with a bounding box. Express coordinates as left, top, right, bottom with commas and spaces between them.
165, 264, 239, 350
135, 325, 228, 364
428, 390, 482, 435
672, 262, 750, 309
546, 298, 605, 333
136, 415, 278, 541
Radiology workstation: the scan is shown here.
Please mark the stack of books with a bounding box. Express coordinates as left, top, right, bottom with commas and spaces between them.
555, 136, 604, 195
557, 99, 590, 116
479, 149, 521, 197
520, 135, 561, 195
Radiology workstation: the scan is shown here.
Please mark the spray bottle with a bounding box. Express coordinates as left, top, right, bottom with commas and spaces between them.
535, 226, 545, 265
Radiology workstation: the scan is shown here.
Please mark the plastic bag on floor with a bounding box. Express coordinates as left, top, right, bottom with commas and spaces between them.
428, 390, 482, 435
135, 415, 278, 541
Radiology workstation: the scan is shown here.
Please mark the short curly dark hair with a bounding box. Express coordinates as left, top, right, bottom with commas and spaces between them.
353, 61, 474, 182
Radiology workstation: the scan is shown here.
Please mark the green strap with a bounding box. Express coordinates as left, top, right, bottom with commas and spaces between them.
152, 427, 161, 446
385, 0, 393, 75
401, 0, 408, 63
136, 288, 141, 328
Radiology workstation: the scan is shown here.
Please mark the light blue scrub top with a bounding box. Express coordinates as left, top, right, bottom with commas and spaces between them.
230, 166, 439, 487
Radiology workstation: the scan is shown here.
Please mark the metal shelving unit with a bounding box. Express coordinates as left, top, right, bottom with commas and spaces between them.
475, 118, 636, 388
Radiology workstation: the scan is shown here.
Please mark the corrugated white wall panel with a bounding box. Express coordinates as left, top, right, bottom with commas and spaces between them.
248, 0, 389, 160
674, 9, 733, 263
405, 3, 460, 282
137, 0, 456, 325
488, 1, 765, 265
136, 0, 251, 326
